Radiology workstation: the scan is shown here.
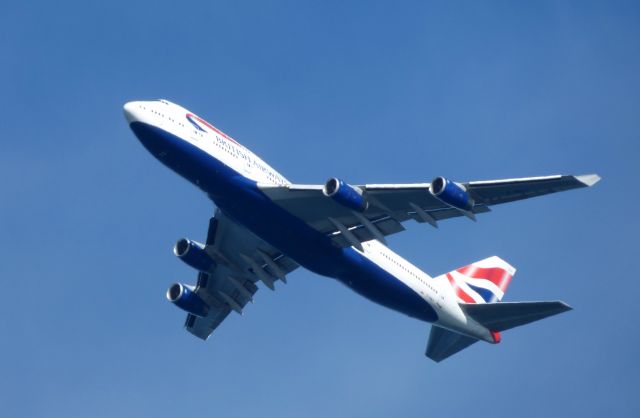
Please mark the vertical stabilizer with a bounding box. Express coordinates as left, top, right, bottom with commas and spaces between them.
438, 256, 515, 304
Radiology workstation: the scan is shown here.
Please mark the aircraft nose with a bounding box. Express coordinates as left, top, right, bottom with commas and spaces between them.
123, 101, 141, 124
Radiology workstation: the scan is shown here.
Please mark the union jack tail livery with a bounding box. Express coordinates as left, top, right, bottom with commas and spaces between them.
440, 256, 515, 304
427, 256, 571, 362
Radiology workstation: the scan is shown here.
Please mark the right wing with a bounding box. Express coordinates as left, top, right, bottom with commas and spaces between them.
259, 174, 600, 250
184, 210, 298, 340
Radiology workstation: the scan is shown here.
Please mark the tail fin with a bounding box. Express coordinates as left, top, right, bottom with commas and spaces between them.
438, 256, 515, 304
460, 301, 572, 332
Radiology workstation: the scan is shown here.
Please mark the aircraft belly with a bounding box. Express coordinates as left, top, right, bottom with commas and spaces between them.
335, 248, 438, 322
214, 186, 438, 322
131, 122, 437, 322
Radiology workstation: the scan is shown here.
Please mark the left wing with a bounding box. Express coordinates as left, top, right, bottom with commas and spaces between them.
259, 174, 600, 249
183, 210, 298, 340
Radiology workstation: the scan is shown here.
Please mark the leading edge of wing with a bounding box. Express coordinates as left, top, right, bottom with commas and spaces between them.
262, 173, 601, 193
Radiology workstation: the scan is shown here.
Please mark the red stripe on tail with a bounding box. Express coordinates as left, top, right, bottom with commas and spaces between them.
446, 273, 476, 303
456, 266, 513, 292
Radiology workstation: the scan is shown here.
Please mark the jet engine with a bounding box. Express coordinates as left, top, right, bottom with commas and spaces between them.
429, 176, 474, 211
173, 238, 215, 272
323, 177, 368, 212
166, 283, 209, 317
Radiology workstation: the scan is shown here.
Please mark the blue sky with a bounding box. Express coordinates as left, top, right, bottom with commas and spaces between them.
1, 1, 639, 417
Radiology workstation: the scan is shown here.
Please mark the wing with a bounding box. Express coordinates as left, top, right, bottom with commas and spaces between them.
259, 174, 600, 249
184, 210, 298, 340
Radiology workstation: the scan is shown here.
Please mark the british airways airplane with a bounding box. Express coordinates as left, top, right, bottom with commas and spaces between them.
124, 99, 599, 362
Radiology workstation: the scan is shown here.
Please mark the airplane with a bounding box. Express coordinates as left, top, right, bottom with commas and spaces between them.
123, 99, 600, 362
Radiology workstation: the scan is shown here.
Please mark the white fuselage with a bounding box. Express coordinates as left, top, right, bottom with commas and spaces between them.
124, 99, 495, 343
356, 240, 493, 342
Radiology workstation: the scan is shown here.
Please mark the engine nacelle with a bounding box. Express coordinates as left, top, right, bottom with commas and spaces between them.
322, 177, 368, 212
173, 238, 215, 272
429, 176, 474, 211
166, 283, 209, 317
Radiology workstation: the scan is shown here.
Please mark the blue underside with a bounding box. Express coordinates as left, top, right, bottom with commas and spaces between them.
130, 122, 438, 323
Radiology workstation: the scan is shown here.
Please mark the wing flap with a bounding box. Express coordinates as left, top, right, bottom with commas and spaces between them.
329, 215, 406, 247
179, 211, 298, 340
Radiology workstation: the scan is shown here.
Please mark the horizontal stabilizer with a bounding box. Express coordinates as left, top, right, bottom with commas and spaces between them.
460, 301, 572, 332
426, 326, 478, 362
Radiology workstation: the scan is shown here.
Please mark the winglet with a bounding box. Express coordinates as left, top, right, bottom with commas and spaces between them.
575, 174, 601, 187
